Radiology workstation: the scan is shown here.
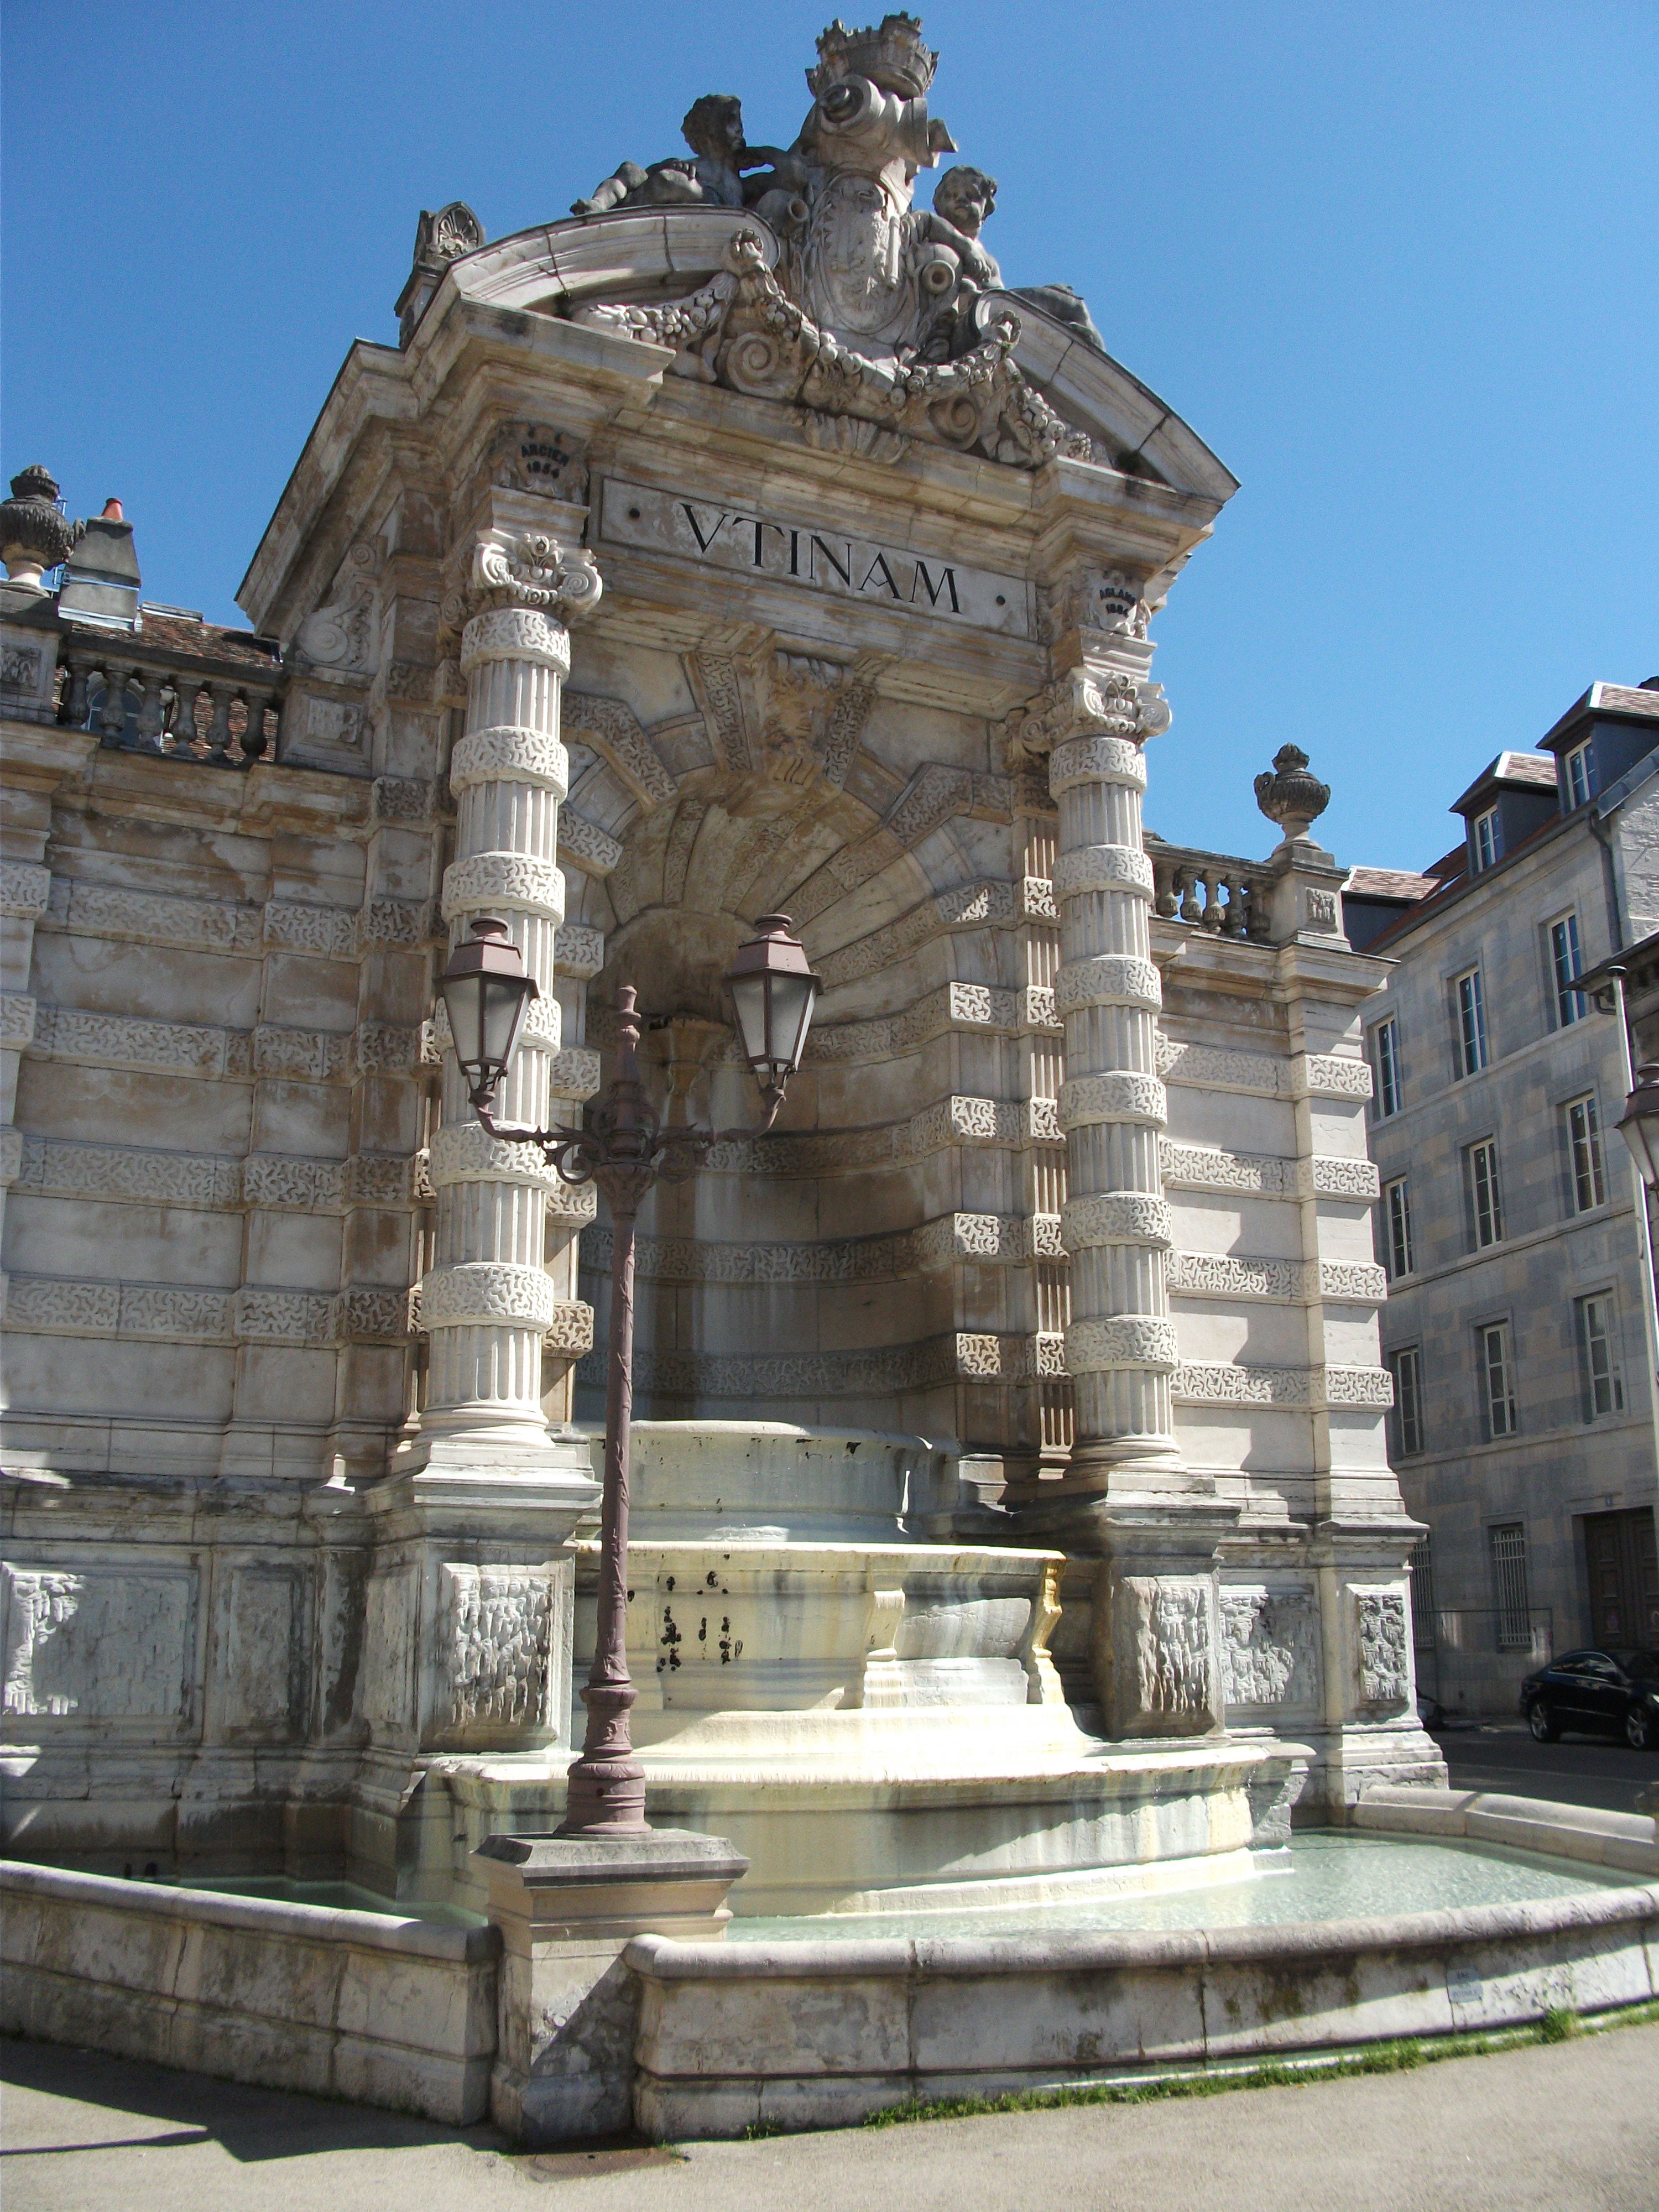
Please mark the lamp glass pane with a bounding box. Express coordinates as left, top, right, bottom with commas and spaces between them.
440, 973, 485, 1073
1620, 1110, 1659, 1190
481, 974, 530, 1068
769, 969, 817, 1074
729, 972, 771, 1068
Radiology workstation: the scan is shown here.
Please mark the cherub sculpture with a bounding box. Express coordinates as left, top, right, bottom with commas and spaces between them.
573, 95, 790, 216
922, 164, 1001, 290
905, 164, 1004, 362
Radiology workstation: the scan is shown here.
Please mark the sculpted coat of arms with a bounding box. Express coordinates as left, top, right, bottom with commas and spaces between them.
567, 15, 1098, 471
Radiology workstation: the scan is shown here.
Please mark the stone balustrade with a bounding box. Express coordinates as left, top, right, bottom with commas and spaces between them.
55, 634, 284, 767
1148, 841, 1274, 940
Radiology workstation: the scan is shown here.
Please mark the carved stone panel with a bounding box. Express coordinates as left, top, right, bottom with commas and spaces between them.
1112, 1575, 1220, 1737
220, 1563, 308, 1743
1, 1563, 197, 1727
1219, 1584, 1321, 1711
361, 1564, 419, 1741
432, 1561, 573, 1748
1353, 1588, 1411, 1712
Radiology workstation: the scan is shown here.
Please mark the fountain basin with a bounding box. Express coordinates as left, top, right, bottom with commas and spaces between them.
4, 1790, 1655, 2138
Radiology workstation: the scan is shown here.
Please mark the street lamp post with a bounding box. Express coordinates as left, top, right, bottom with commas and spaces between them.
436, 913, 820, 1837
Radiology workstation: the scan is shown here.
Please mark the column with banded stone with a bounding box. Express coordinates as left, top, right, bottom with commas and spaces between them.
417, 561, 598, 1479
1043, 669, 1181, 1481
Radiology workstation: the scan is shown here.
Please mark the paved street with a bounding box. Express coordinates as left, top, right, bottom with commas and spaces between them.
4, 2025, 1657, 2212
1433, 1724, 1658, 1814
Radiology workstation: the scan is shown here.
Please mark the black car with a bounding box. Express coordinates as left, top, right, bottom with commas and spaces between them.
1519, 1647, 1659, 1749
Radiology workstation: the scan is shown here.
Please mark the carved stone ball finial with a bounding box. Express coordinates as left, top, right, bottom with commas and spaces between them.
0, 465, 81, 586
1254, 744, 1331, 844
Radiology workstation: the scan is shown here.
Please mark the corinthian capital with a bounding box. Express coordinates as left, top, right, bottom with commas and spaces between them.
467, 531, 604, 619
1004, 666, 1171, 764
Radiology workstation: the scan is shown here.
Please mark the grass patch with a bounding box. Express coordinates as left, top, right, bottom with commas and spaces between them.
855, 1999, 1659, 2130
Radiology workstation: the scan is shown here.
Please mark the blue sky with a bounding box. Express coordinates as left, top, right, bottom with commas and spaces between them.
4, 1, 1654, 872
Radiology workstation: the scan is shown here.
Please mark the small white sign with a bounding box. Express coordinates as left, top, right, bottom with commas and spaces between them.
598, 478, 1031, 638
1446, 1970, 1482, 2006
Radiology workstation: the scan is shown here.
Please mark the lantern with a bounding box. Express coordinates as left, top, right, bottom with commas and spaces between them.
1616, 1064, 1659, 1191
437, 916, 538, 1107
723, 913, 821, 1106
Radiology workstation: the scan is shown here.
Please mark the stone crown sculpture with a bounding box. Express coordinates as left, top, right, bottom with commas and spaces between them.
1254, 744, 1332, 844
0, 466, 82, 586
565, 15, 1093, 472
809, 13, 938, 96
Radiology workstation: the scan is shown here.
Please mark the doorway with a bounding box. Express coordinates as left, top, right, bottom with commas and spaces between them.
1582, 1506, 1658, 1646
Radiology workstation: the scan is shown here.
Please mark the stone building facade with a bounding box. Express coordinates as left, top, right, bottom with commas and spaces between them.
1355, 679, 1659, 1715
0, 17, 1437, 1895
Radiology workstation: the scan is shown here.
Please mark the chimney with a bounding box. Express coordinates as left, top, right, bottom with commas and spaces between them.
58, 504, 143, 632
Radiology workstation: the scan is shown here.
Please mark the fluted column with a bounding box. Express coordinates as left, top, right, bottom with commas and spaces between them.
1014, 656, 1236, 1741
1034, 670, 1181, 1482
412, 548, 600, 1489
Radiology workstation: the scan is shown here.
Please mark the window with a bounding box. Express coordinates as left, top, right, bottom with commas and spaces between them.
1479, 1321, 1517, 1438
1548, 912, 1586, 1027
1453, 967, 1489, 1076
1465, 1138, 1505, 1248
1410, 1537, 1437, 1651
1371, 1016, 1402, 1119
1472, 806, 1502, 872
1564, 739, 1594, 810
1389, 1345, 1425, 1457
1566, 1093, 1606, 1212
1382, 1176, 1416, 1280
1489, 1522, 1531, 1650
1575, 1292, 1625, 1420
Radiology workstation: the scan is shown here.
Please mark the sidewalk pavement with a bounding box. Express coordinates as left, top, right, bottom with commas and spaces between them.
1431, 1724, 1658, 1815
4, 2023, 1657, 2212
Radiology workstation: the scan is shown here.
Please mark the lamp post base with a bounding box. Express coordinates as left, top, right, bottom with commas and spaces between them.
557, 1678, 649, 1836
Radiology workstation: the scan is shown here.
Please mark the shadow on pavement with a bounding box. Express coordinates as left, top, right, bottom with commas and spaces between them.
0, 2036, 510, 2166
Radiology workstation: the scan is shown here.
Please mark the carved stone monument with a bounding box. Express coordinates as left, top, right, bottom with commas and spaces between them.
0, 13, 1439, 1917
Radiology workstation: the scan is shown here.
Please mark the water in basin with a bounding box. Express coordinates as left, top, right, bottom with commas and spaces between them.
184, 1874, 486, 1928
729, 1831, 1635, 1944
169, 1831, 1631, 1941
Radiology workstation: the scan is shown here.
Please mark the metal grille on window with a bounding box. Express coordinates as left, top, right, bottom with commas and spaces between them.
1468, 1139, 1504, 1248
1550, 912, 1585, 1027
1489, 1522, 1531, 1650
1480, 1322, 1516, 1438
1567, 1094, 1606, 1213
1410, 1540, 1437, 1651
1575, 1291, 1625, 1420
1373, 1016, 1402, 1118
1455, 969, 1488, 1076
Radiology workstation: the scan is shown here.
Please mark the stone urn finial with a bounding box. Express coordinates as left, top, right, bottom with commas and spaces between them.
0, 465, 81, 587
1254, 743, 1331, 845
